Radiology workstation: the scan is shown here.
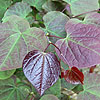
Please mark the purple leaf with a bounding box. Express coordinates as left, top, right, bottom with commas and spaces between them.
55, 19, 100, 68
0, 15, 47, 71
22, 50, 60, 95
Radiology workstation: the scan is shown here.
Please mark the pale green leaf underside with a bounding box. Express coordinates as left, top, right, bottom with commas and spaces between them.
77, 73, 100, 100
64, 0, 99, 16
0, 0, 12, 20
2, 2, 32, 22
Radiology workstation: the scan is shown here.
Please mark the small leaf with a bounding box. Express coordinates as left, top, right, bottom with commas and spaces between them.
77, 72, 100, 100
89, 65, 96, 73
2, 2, 32, 21
22, 50, 60, 95
62, 67, 84, 84
55, 19, 100, 68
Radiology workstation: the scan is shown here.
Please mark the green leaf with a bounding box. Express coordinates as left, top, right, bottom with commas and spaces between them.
0, 15, 47, 71
77, 72, 100, 100
40, 94, 59, 100
64, 0, 99, 16
0, 76, 31, 100
23, 0, 47, 11
61, 78, 77, 90
2, 2, 32, 21
42, 0, 63, 12
0, 69, 16, 80
45, 79, 61, 98
0, 0, 12, 21
43, 11, 69, 43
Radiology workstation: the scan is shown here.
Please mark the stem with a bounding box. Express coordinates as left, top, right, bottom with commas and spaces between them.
44, 41, 61, 54
72, 9, 100, 18
47, 35, 64, 39
50, 42, 61, 54
44, 43, 51, 52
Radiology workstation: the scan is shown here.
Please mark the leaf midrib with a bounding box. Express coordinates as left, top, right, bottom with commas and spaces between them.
67, 37, 100, 56
1, 34, 21, 68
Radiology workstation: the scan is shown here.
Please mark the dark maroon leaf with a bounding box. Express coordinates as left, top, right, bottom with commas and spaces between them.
62, 67, 84, 84
22, 50, 60, 95
55, 19, 100, 68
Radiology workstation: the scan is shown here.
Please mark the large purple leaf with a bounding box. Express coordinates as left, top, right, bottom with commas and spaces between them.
55, 19, 100, 68
77, 72, 100, 100
0, 15, 47, 71
22, 50, 60, 95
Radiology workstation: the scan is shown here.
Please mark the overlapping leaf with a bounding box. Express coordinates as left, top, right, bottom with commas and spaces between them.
0, 69, 16, 79
0, 76, 31, 100
0, 0, 12, 21
61, 67, 84, 84
2, 2, 32, 21
77, 72, 100, 100
42, 1, 63, 12
45, 79, 61, 98
43, 11, 69, 43
22, 50, 60, 95
84, 12, 100, 27
23, 0, 47, 11
55, 19, 100, 68
63, 0, 99, 16
0, 15, 47, 71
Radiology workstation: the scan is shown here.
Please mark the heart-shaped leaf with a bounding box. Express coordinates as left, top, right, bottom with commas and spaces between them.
55, 19, 100, 68
22, 50, 60, 95
0, 76, 32, 100
61, 67, 84, 84
2, 2, 32, 21
0, 15, 47, 71
77, 72, 100, 100
43, 11, 69, 43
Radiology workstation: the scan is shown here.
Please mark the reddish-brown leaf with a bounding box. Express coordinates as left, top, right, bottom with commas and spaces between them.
89, 65, 96, 73
62, 67, 84, 84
